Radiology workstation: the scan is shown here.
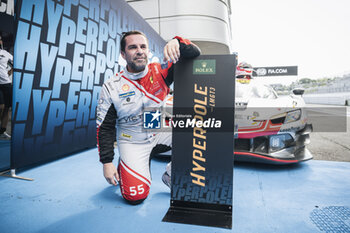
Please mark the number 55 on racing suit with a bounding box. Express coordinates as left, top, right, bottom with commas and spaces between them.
97, 36, 200, 204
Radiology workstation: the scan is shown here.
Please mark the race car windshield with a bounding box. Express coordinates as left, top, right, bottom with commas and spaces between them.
236, 80, 278, 99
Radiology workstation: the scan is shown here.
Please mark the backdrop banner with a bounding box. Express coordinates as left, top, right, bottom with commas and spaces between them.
12, 0, 165, 169
163, 55, 236, 229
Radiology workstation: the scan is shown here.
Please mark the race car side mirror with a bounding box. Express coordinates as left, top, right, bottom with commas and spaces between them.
292, 88, 304, 95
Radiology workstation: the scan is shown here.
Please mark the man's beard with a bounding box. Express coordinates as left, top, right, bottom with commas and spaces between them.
128, 57, 148, 73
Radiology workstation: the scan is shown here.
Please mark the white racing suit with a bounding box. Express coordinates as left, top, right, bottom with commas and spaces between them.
97, 36, 200, 203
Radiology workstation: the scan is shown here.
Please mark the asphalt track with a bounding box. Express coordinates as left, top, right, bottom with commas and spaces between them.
306, 104, 350, 162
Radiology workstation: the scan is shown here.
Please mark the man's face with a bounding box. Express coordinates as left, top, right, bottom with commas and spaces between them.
121, 34, 149, 73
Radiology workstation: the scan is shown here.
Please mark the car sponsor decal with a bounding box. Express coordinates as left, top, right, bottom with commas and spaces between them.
237, 120, 283, 138
279, 126, 302, 132
234, 152, 299, 163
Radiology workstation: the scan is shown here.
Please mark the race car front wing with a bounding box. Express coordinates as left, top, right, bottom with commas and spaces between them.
234, 124, 313, 164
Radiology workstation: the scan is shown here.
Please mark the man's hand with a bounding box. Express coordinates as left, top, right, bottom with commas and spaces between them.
103, 162, 119, 186
164, 39, 180, 64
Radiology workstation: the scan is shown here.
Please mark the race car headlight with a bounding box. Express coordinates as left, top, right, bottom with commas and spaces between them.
284, 109, 301, 124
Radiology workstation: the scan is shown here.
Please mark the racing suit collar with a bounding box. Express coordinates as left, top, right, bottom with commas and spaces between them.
123, 65, 149, 81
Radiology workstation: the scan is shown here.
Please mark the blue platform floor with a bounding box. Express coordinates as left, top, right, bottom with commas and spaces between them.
1, 148, 350, 233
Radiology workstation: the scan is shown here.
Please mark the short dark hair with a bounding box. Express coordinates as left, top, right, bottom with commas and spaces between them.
120, 30, 148, 53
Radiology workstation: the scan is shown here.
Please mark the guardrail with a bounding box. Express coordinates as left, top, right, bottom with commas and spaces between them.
303, 92, 350, 106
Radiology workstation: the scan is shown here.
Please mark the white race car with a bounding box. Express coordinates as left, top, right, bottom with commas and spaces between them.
234, 79, 313, 164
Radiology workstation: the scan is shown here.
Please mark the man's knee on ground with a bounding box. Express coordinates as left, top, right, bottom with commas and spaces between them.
118, 161, 151, 204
